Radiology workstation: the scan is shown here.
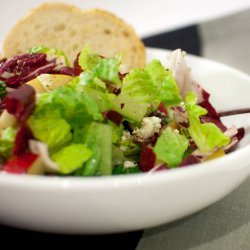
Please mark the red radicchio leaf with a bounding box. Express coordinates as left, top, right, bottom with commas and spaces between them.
73, 53, 81, 68
236, 127, 245, 142
4, 84, 36, 122
200, 116, 227, 132
3, 152, 38, 174
0, 53, 57, 88
199, 100, 227, 132
73, 53, 83, 75
13, 126, 33, 155
180, 155, 201, 167
157, 102, 168, 116
225, 127, 245, 154
0, 53, 47, 74
57, 66, 82, 76
139, 145, 156, 172
201, 88, 210, 101
199, 100, 219, 118
51, 53, 82, 76
106, 110, 123, 126
198, 87, 227, 132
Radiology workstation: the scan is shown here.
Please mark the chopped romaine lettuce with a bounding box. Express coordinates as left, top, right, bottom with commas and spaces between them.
0, 127, 16, 159
27, 111, 72, 153
108, 121, 124, 143
69, 71, 116, 112
35, 87, 103, 127
160, 70, 183, 106
78, 46, 101, 71
51, 144, 93, 174
146, 60, 182, 106
74, 123, 112, 176
111, 60, 182, 122
153, 127, 189, 167
78, 46, 122, 85
185, 92, 230, 153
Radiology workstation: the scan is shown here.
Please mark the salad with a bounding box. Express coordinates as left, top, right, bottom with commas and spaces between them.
0, 46, 244, 176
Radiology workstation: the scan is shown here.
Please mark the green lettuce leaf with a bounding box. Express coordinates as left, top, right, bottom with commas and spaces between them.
108, 121, 124, 143
160, 70, 183, 106
28, 111, 72, 153
78, 46, 122, 85
185, 92, 230, 153
28, 45, 70, 66
146, 60, 182, 106
70, 73, 115, 112
51, 144, 93, 174
111, 60, 182, 122
0, 127, 16, 159
111, 67, 157, 122
153, 127, 189, 167
74, 123, 112, 176
78, 46, 101, 71
35, 87, 103, 127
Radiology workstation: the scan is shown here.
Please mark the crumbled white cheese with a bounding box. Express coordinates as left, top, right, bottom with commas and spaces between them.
120, 145, 129, 152
123, 160, 137, 169
121, 131, 131, 141
133, 116, 162, 139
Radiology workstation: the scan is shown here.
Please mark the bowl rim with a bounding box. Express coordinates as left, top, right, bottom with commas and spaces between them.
0, 47, 250, 189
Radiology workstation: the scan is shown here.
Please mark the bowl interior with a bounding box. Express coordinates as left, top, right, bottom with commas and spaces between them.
0, 48, 250, 234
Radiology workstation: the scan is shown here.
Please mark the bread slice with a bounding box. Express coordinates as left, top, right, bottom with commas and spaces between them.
2, 3, 146, 71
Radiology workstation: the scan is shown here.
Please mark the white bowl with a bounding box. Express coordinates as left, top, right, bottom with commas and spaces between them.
0, 48, 250, 234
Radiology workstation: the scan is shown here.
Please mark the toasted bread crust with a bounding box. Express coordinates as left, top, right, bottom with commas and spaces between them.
3, 3, 146, 71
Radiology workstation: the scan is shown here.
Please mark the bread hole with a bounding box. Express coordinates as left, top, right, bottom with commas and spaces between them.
53, 23, 66, 32
132, 46, 137, 53
123, 31, 130, 37
104, 29, 111, 35
35, 24, 41, 30
70, 30, 76, 36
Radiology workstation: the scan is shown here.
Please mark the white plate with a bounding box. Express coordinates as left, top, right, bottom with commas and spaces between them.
0, 48, 250, 234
